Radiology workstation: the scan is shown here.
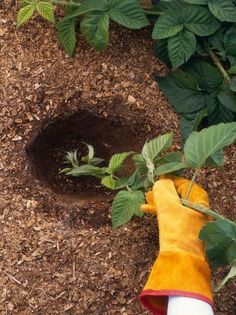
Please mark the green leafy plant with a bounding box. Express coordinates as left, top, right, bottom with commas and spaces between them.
61, 122, 236, 288
17, 1, 236, 141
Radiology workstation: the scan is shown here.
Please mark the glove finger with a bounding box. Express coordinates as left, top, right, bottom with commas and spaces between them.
153, 179, 182, 207
140, 191, 156, 214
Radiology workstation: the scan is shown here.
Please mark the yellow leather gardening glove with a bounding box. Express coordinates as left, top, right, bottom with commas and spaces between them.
140, 177, 213, 315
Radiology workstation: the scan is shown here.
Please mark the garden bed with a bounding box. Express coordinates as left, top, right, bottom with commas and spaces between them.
0, 3, 235, 315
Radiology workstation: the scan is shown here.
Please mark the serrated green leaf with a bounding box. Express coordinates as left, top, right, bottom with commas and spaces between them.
214, 261, 236, 292
17, 4, 36, 27
208, 0, 236, 23
184, 122, 236, 168
36, 2, 55, 24
108, 0, 149, 29
152, 14, 183, 39
133, 154, 148, 174
66, 164, 105, 178
155, 162, 188, 176
101, 175, 116, 189
108, 152, 133, 174
183, 5, 220, 36
168, 30, 196, 67
199, 219, 236, 268
57, 17, 77, 57
80, 12, 109, 50
142, 133, 173, 163
126, 170, 145, 190
184, 61, 223, 91
217, 84, 236, 113
112, 190, 144, 228
156, 72, 206, 114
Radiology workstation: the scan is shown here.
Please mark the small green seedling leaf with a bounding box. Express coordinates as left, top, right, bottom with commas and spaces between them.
155, 162, 188, 176
112, 190, 144, 228
82, 142, 94, 161
101, 175, 116, 189
36, 1, 55, 24
199, 219, 236, 268
17, 3, 36, 27
107, 152, 133, 174
214, 260, 236, 292
184, 122, 236, 168
65, 164, 105, 178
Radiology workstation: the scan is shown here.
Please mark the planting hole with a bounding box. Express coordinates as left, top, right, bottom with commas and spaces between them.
27, 110, 146, 199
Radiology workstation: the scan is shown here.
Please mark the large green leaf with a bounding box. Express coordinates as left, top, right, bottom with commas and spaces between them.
215, 261, 236, 292
107, 152, 133, 174
156, 72, 206, 114
112, 190, 144, 228
184, 122, 236, 168
184, 61, 223, 91
199, 219, 236, 268
217, 84, 236, 113
57, 17, 77, 57
183, 5, 220, 36
168, 30, 196, 67
108, 0, 149, 29
155, 162, 188, 176
152, 14, 183, 39
142, 133, 173, 163
17, 4, 36, 27
208, 0, 236, 23
80, 12, 110, 50
36, 2, 55, 23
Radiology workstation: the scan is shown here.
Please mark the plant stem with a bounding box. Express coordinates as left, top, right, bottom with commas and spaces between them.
185, 169, 199, 200
204, 43, 231, 84
181, 198, 236, 226
144, 10, 164, 16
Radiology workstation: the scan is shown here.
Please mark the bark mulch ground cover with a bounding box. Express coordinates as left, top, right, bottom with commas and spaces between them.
0, 3, 235, 314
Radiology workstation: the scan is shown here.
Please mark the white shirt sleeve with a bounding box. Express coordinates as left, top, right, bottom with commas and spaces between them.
168, 296, 214, 315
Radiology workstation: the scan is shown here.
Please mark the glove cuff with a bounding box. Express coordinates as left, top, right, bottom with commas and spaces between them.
140, 251, 212, 315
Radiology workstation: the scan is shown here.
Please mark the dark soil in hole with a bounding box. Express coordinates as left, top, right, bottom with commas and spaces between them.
27, 109, 147, 198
